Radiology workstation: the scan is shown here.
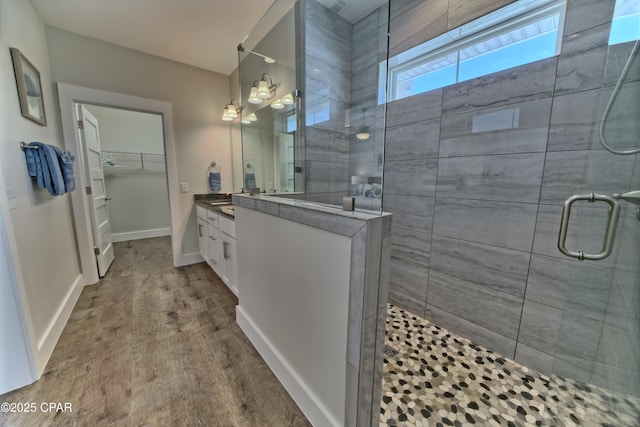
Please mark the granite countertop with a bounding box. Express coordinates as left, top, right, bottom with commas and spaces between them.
194, 194, 235, 219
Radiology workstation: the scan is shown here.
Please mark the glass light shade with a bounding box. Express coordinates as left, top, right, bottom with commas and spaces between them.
356, 129, 370, 140
222, 112, 233, 122
271, 99, 285, 109
264, 56, 276, 64
247, 113, 258, 122
256, 80, 272, 98
241, 118, 251, 124
281, 93, 294, 105
226, 104, 238, 119
248, 86, 262, 104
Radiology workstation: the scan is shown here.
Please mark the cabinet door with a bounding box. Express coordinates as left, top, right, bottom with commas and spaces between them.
208, 223, 220, 270
197, 217, 209, 262
221, 234, 237, 295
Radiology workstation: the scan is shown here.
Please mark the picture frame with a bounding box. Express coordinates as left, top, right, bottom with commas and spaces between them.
10, 47, 47, 126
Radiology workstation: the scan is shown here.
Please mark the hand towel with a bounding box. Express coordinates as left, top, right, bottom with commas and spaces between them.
28, 142, 65, 196
52, 145, 76, 193
244, 172, 256, 189
209, 171, 221, 191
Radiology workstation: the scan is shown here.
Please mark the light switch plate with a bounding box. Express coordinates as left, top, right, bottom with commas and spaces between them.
180, 182, 188, 193
6, 188, 17, 210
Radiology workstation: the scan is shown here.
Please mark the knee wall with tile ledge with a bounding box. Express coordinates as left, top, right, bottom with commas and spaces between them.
233, 194, 391, 426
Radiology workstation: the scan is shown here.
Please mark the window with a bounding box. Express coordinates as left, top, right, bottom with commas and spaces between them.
383, 0, 566, 103
609, 0, 640, 45
305, 99, 330, 126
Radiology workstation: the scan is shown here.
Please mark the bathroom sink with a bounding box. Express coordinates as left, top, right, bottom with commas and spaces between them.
208, 201, 231, 206
219, 206, 235, 217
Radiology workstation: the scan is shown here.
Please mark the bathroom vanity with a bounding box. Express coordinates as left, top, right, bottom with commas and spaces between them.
195, 198, 237, 296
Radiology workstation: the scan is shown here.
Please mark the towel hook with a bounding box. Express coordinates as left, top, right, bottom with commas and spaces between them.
209, 162, 221, 172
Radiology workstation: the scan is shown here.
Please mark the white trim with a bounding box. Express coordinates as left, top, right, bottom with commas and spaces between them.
56, 83, 182, 282
176, 251, 204, 267
236, 305, 340, 427
111, 227, 171, 243
34, 275, 83, 372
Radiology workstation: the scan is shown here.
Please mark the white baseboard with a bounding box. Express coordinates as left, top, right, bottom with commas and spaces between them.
111, 227, 171, 243
236, 305, 339, 427
34, 274, 84, 375
174, 251, 203, 267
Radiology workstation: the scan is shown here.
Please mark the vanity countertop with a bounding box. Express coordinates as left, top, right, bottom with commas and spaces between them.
194, 194, 234, 219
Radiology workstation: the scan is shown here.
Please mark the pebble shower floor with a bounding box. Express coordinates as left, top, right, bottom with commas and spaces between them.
381, 305, 640, 426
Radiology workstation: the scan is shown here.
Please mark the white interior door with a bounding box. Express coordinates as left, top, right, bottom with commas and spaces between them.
77, 105, 114, 277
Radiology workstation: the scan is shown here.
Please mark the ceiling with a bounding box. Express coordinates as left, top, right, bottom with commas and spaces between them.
29, 0, 276, 76
30, 0, 387, 76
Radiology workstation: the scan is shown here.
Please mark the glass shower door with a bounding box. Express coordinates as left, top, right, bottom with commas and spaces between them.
551, 6, 639, 420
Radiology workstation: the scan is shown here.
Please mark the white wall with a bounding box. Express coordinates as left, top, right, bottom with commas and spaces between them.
0, 0, 83, 378
44, 26, 233, 255
85, 105, 171, 240
235, 207, 350, 426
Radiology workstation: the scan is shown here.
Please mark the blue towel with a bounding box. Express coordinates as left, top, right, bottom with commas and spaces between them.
209, 171, 221, 191
245, 172, 256, 189
52, 145, 76, 193
25, 142, 65, 196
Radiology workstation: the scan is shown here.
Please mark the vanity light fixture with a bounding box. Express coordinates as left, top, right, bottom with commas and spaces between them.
355, 108, 370, 140
281, 93, 294, 105
271, 98, 285, 110
222, 99, 242, 122
247, 85, 262, 104
241, 112, 258, 124
256, 73, 276, 99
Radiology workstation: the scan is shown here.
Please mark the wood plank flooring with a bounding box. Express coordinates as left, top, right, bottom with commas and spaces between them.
0, 237, 311, 426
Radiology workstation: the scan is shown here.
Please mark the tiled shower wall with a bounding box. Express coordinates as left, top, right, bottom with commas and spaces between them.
382, 0, 640, 394
302, 0, 352, 205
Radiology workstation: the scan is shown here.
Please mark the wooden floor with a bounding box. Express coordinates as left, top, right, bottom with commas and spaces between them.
0, 237, 310, 426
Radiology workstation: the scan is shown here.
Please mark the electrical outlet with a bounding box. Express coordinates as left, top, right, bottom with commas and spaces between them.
180, 182, 188, 193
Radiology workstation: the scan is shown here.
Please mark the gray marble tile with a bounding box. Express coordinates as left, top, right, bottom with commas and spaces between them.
382, 194, 434, 233
554, 309, 603, 371
344, 362, 358, 427
305, 0, 352, 73
351, 24, 379, 73
433, 198, 538, 252
436, 153, 545, 204
388, 257, 429, 316
447, 0, 515, 30
424, 303, 517, 358
304, 160, 349, 194
552, 358, 592, 384
347, 226, 367, 368
391, 226, 430, 268
564, 0, 615, 36
351, 62, 379, 104
439, 98, 551, 157
555, 24, 609, 96
386, 89, 443, 127
594, 82, 640, 152
232, 195, 256, 210
525, 255, 571, 309
390, 0, 423, 20
356, 313, 378, 426
278, 204, 364, 237
364, 220, 383, 318
547, 89, 600, 152
427, 271, 523, 339
383, 158, 438, 197
305, 127, 349, 163
304, 92, 350, 134
603, 41, 640, 87
518, 300, 563, 354
591, 361, 640, 398
539, 150, 590, 205
563, 263, 614, 316
430, 235, 530, 298
306, 55, 351, 104
389, 0, 448, 57
255, 200, 279, 216
514, 343, 554, 376
385, 119, 440, 161
353, 8, 379, 43
442, 57, 557, 116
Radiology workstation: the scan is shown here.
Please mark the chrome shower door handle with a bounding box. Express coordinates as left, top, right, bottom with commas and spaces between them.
558, 193, 621, 261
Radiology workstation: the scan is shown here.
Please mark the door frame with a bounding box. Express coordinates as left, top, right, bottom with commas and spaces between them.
57, 83, 180, 285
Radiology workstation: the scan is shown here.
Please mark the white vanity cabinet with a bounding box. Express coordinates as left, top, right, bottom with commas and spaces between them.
196, 205, 237, 296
